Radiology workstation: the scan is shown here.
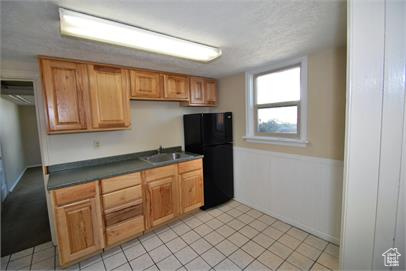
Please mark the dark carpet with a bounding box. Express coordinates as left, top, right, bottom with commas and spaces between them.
1, 166, 51, 256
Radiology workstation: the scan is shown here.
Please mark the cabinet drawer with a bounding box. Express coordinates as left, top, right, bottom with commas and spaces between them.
178, 159, 202, 174
104, 204, 143, 227
105, 216, 144, 246
144, 164, 177, 182
102, 186, 142, 211
101, 172, 141, 194
54, 182, 97, 206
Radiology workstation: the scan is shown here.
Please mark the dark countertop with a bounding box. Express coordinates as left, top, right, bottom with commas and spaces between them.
47, 148, 203, 190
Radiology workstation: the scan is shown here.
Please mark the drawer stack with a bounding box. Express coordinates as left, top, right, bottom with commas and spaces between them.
100, 172, 144, 246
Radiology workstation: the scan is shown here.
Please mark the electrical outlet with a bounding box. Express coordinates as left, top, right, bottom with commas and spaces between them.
93, 140, 100, 148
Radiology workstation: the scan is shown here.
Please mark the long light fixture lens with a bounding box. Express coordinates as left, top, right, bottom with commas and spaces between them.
59, 8, 222, 62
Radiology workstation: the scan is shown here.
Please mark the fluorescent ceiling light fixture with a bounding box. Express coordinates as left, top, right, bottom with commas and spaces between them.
59, 8, 222, 62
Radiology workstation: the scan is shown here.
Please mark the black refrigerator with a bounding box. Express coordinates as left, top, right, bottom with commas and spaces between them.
183, 112, 234, 209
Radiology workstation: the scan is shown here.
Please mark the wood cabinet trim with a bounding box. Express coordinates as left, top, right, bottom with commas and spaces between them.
162, 74, 190, 101
39, 56, 216, 133
178, 159, 203, 174
102, 185, 142, 211
87, 65, 131, 129
145, 175, 179, 228
101, 172, 141, 194
53, 183, 104, 266
53, 182, 97, 206
129, 70, 162, 99
39, 55, 212, 79
105, 216, 144, 246
40, 59, 89, 132
51, 159, 203, 266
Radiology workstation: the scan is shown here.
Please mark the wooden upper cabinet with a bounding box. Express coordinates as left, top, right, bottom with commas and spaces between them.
163, 74, 189, 101
190, 77, 206, 105
184, 77, 217, 107
130, 70, 161, 99
87, 65, 131, 129
40, 59, 88, 132
205, 80, 217, 105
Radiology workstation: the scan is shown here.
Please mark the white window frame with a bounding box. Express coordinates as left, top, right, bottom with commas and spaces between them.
243, 56, 309, 147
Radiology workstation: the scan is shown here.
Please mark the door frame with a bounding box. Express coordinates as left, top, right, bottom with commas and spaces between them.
1, 69, 56, 243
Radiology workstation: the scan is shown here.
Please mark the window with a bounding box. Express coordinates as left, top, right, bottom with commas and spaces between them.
245, 57, 308, 146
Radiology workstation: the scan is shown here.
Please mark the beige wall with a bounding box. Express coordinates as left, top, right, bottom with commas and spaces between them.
18, 106, 42, 166
0, 97, 25, 190
42, 101, 208, 165
217, 47, 346, 160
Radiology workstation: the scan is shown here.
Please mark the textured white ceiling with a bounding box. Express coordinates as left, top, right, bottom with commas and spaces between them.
1, 0, 346, 78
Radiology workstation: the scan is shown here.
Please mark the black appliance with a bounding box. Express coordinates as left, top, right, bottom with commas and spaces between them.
183, 112, 234, 209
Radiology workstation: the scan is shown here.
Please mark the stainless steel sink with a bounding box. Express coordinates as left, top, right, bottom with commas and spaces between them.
140, 152, 191, 165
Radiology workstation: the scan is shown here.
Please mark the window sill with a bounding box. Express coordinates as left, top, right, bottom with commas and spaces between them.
243, 135, 309, 147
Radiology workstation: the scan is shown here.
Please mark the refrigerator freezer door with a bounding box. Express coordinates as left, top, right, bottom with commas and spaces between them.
202, 112, 232, 146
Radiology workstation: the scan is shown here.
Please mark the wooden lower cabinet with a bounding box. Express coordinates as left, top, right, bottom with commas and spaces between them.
53, 190, 104, 266
143, 165, 179, 228
105, 216, 144, 246
52, 159, 203, 267
145, 176, 179, 228
180, 169, 204, 213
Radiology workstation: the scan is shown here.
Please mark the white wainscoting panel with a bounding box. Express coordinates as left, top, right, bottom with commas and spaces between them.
233, 147, 343, 244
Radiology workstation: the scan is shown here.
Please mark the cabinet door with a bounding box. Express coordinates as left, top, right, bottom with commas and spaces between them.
145, 176, 178, 228
190, 77, 206, 105
88, 65, 131, 129
40, 59, 88, 132
55, 198, 103, 265
130, 70, 161, 99
163, 74, 189, 101
180, 169, 204, 213
205, 80, 217, 105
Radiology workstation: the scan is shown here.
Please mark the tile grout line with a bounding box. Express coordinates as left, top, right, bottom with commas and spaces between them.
137, 236, 159, 270
205, 201, 268, 270
6, 199, 338, 271
120, 241, 157, 271
157, 213, 218, 269
213, 201, 328, 271
119, 244, 134, 271
28, 247, 35, 271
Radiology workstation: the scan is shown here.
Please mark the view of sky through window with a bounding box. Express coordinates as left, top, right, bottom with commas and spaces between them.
257, 106, 298, 133
255, 66, 300, 134
256, 66, 300, 104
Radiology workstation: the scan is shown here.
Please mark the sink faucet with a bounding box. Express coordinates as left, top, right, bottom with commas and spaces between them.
157, 145, 163, 154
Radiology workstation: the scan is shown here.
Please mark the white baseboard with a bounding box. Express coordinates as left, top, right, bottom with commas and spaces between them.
8, 167, 27, 192
233, 146, 343, 245
7, 164, 41, 193
27, 163, 42, 168
235, 197, 340, 245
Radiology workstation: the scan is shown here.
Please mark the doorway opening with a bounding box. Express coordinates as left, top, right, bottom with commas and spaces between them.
0, 80, 51, 256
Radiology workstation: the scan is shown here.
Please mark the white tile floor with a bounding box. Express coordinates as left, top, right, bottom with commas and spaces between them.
1, 200, 339, 271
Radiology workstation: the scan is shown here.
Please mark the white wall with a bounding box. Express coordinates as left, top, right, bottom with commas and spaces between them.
18, 106, 42, 167
216, 47, 346, 244
44, 101, 208, 165
0, 97, 25, 193
340, 0, 406, 269
234, 147, 343, 244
